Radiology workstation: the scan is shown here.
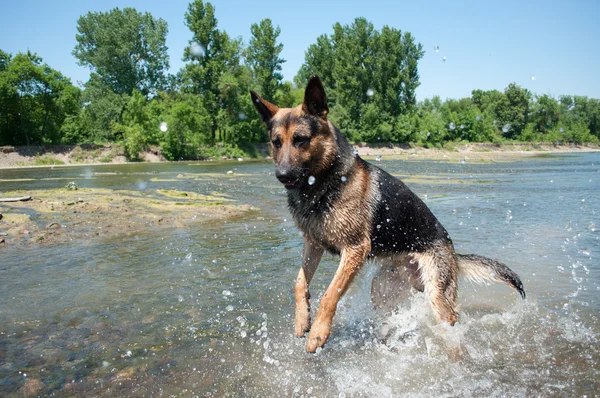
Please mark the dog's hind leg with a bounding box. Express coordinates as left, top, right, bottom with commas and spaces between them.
306, 240, 371, 352
371, 255, 422, 315
295, 236, 324, 337
414, 244, 459, 326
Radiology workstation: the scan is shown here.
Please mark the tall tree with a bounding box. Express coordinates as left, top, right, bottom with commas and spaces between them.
246, 18, 285, 102
295, 18, 424, 142
73, 7, 169, 96
181, 0, 245, 142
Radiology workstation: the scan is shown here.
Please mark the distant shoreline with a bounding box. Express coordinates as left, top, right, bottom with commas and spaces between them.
1, 142, 598, 169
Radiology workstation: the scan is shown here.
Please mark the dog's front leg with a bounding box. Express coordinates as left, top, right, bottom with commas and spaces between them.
295, 236, 324, 337
306, 240, 370, 352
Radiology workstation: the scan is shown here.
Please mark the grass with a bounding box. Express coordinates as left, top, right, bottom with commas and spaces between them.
33, 155, 65, 166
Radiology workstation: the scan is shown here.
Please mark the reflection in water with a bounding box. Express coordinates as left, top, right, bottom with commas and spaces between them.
0, 153, 598, 396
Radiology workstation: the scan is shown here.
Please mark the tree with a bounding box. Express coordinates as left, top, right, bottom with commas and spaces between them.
530, 94, 560, 134
0, 51, 81, 146
73, 7, 169, 96
295, 18, 424, 142
181, 0, 245, 142
78, 75, 130, 143
247, 18, 285, 102
498, 83, 530, 138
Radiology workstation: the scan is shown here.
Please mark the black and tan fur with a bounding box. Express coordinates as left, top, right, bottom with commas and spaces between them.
251, 76, 525, 353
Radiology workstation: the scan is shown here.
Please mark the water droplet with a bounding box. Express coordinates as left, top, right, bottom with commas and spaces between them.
226, 305, 234, 312
476, 115, 482, 121
178, 295, 184, 302
308, 176, 316, 185
426, 132, 431, 137
238, 113, 246, 120
530, 75, 535, 81
190, 42, 205, 57
493, 120, 498, 125
502, 123, 511, 133
449, 122, 455, 130
560, 127, 564, 133
442, 56, 447, 62
459, 124, 465, 130
366, 88, 375, 97
434, 45, 440, 52
341, 176, 347, 182
375, 155, 382, 161
222, 290, 232, 296
376, 224, 381, 229
353, 148, 359, 156
255, 98, 259, 103
159, 122, 168, 132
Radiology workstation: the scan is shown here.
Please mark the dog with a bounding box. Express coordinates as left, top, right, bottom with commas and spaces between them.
251, 76, 525, 353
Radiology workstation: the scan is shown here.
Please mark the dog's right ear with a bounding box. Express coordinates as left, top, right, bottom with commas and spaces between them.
250, 91, 279, 123
303, 75, 329, 119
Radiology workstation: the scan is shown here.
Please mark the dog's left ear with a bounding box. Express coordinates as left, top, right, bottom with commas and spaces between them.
303, 75, 329, 119
250, 90, 279, 123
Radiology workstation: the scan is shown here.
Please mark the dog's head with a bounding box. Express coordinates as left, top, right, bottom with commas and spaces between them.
251, 76, 337, 189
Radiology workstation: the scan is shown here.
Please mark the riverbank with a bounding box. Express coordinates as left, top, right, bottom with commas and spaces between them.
1, 142, 599, 168
0, 186, 256, 247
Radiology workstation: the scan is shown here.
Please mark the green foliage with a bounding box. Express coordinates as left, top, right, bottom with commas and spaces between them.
73, 7, 169, 96
0, 50, 81, 146
33, 155, 65, 166
79, 75, 130, 143
247, 18, 285, 101
297, 18, 424, 141
3, 9, 600, 154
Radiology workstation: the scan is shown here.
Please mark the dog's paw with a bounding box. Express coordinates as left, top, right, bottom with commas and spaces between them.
295, 317, 311, 337
305, 321, 330, 353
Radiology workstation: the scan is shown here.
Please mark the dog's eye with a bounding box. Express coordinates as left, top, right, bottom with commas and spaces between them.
294, 136, 310, 148
272, 137, 282, 149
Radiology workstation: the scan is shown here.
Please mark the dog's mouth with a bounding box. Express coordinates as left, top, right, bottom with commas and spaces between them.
278, 177, 299, 189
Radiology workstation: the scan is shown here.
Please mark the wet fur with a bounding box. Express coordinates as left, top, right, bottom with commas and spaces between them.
251, 76, 525, 353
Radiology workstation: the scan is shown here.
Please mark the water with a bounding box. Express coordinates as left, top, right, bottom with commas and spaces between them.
1, 153, 599, 396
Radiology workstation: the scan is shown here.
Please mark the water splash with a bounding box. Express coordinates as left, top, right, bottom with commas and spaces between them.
190, 42, 205, 57
159, 122, 168, 132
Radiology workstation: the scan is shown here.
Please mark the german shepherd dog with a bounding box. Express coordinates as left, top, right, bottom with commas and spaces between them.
251, 76, 525, 353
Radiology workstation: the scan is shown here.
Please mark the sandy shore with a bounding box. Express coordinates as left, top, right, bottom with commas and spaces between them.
0, 142, 598, 169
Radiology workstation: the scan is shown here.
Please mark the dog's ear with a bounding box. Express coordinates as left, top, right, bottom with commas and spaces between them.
303, 75, 329, 119
250, 90, 279, 123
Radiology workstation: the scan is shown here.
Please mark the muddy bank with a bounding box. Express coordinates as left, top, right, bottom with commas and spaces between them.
0, 186, 256, 247
356, 142, 600, 162
1, 142, 598, 169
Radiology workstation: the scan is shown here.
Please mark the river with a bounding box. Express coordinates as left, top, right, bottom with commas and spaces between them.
1, 153, 598, 396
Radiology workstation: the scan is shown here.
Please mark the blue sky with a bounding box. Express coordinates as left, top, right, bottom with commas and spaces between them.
1, 0, 599, 100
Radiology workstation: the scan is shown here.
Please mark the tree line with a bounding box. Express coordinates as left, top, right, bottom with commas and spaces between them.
0, 1, 598, 160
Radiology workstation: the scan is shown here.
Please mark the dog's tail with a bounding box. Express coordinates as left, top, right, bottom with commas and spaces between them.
456, 254, 526, 299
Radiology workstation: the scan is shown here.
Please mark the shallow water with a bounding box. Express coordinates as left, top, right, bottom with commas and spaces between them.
1, 153, 599, 396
